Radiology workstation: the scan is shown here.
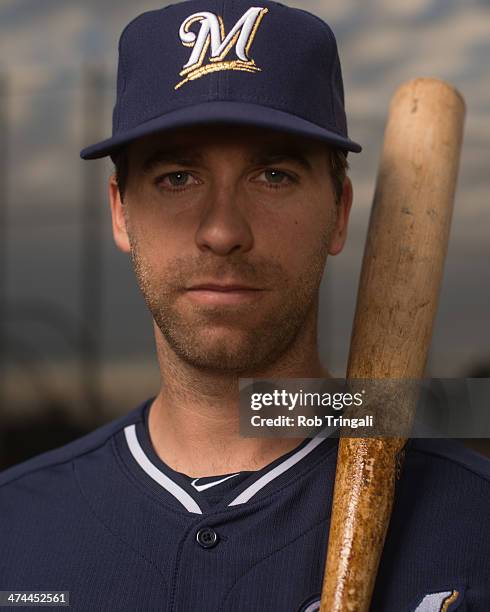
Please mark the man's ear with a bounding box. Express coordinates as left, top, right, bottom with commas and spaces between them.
328, 176, 353, 256
109, 174, 131, 253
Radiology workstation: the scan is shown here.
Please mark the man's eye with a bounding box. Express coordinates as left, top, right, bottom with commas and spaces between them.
158, 172, 197, 188
255, 169, 293, 186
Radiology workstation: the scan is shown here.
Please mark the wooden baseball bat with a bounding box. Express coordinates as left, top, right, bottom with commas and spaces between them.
320, 78, 465, 611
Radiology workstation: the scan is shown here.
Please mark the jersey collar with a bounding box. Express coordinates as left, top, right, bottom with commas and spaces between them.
119, 398, 337, 515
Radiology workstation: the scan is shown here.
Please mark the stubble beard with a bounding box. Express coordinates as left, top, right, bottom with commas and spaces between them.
126, 227, 332, 376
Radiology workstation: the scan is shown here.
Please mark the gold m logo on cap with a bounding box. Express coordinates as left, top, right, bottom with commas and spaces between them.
175, 6, 268, 90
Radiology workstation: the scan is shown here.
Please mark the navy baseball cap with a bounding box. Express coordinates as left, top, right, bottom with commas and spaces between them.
80, 0, 362, 160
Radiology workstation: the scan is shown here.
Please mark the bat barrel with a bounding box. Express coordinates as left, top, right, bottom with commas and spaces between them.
320, 78, 465, 612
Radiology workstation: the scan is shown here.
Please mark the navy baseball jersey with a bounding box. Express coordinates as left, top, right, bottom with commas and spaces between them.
1, 398, 489, 611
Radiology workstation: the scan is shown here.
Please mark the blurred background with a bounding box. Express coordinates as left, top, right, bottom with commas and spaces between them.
1, 0, 489, 469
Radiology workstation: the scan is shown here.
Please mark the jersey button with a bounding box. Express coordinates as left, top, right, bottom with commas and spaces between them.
196, 527, 219, 549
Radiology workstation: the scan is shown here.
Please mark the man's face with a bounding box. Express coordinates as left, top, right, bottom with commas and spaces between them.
109, 125, 352, 374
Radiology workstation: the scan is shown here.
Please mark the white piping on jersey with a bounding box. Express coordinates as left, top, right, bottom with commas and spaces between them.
124, 425, 203, 514
191, 474, 239, 492
124, 423, 330, 512
302, 601, 321, 612
413, 590, 456, 612
228, 433, 327, 506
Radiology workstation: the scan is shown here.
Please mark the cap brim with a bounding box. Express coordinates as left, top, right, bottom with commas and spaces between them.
80, 101, 362, 160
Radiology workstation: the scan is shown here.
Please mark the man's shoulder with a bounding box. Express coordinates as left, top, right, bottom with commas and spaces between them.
396, 438, 490, 525
406, 437, 490, 483
0, 399, 150, 490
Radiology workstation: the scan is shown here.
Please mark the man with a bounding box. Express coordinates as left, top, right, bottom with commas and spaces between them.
1, 1, 488, 611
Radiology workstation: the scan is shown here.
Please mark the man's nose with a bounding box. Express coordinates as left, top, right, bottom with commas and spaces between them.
195, 183, 254, 256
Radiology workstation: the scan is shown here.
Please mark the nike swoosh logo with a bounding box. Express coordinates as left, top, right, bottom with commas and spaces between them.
191, 473, 240, 492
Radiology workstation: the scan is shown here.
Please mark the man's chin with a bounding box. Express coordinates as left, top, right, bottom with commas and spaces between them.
175, 350, 258, 374
164, 328, 270, 374
153, 299, 308, 374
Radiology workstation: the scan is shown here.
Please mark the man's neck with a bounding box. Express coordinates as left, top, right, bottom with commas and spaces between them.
148, 322, 330, 478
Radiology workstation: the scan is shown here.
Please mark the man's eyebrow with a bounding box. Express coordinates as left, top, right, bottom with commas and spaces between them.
142, 148, 203, 172
250, 149, 313, 171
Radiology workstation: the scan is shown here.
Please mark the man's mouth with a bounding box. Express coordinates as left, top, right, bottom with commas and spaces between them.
185, 282, 265, 305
